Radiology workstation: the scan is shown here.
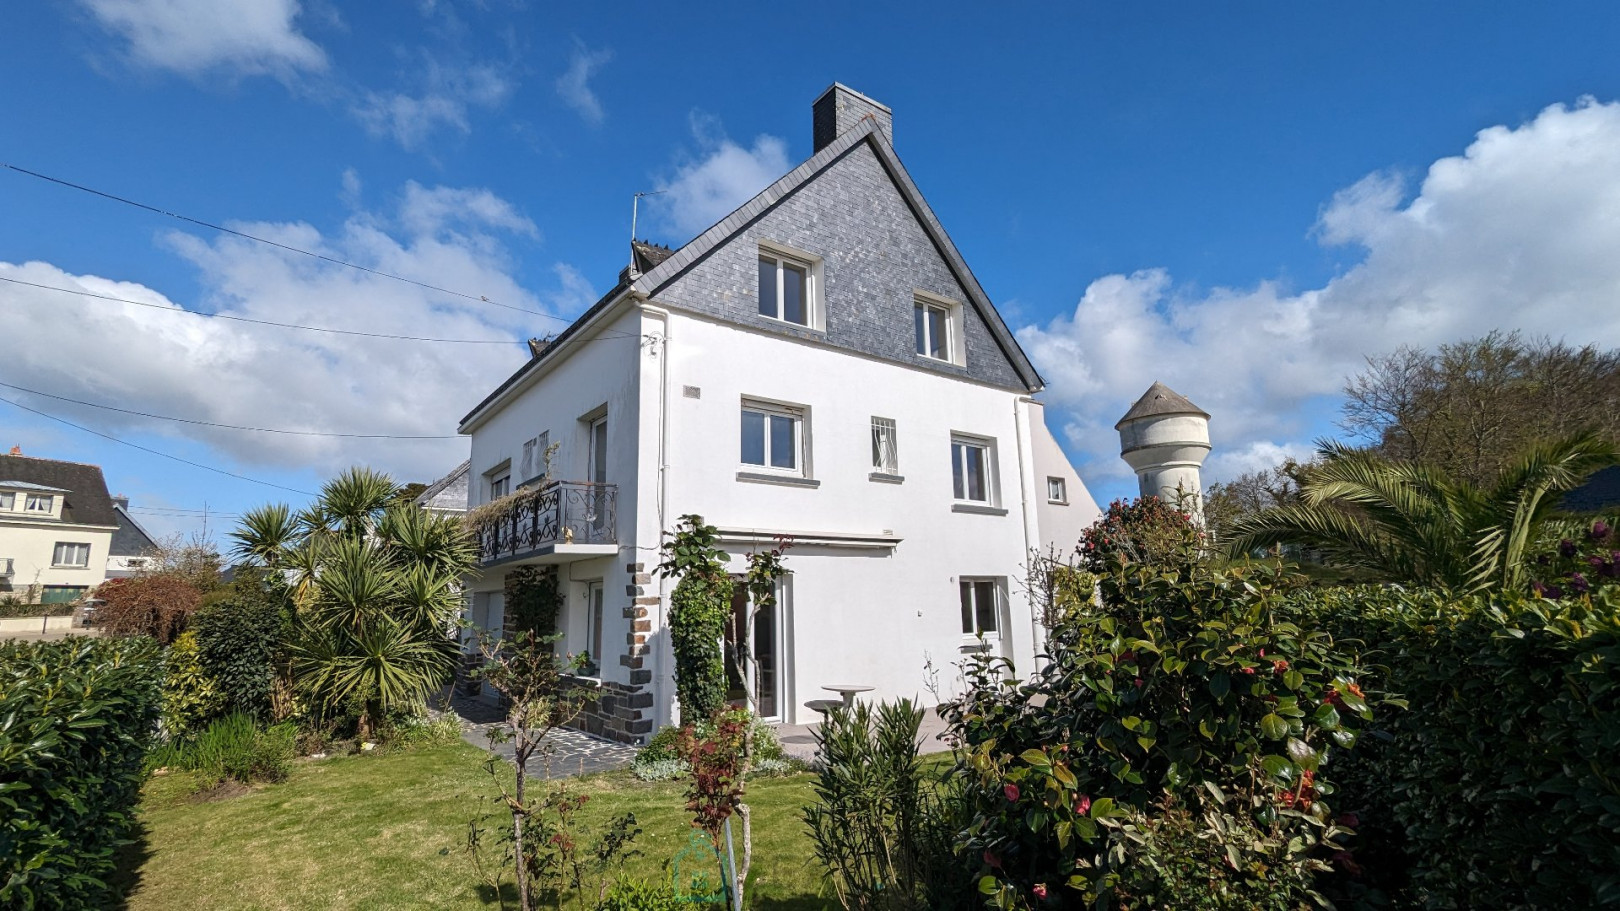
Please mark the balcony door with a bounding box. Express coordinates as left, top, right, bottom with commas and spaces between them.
585, 416, 609, 540
725, 577, 785, 721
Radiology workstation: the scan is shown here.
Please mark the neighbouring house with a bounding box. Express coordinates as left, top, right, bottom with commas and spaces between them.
414, 460, 470, 518
457, 85, 1103, 742
105, 495, 160, 579
0, 448, 121, 604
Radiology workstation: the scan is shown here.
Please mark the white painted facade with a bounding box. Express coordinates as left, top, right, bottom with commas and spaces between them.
0, 483, 114, 603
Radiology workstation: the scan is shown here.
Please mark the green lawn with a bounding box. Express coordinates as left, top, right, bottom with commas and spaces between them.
123, 740, 836, 910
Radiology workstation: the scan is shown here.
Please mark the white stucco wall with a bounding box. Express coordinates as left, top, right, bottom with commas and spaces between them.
1028, 400, 1102, 557
653, 310, 1053, 724
462, 305, 646, 690
0, 519, 113, 600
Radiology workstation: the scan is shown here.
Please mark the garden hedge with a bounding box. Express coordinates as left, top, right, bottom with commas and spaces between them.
1299, 584, 1620, 907
0, 636, 163, 910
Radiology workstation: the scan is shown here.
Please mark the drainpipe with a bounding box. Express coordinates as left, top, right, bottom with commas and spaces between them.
1012, 396, 1041, 669
638, 298, 675, 729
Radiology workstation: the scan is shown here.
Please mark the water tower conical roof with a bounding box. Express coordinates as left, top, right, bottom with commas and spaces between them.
1114, 381, 1209, 430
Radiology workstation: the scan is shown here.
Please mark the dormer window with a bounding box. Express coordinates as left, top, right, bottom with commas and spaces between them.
0, 492, 12, 510
25, 494, 53, 514
756, 243, 822, 329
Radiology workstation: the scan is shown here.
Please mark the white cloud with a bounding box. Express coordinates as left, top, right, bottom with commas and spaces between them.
1019, 97, 1620, 485
652, 114, 792, 239
353, 60, 512, 150
80, 0, 326, 78
555, 40, 612, 126
0, 181, 596, 483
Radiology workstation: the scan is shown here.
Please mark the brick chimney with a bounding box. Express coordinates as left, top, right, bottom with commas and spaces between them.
8, 445, 19, 456
112, 494, 130, 511
813, 84, 892, 152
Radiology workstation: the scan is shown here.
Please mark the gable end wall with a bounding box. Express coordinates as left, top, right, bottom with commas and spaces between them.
650, 141, 1026, 391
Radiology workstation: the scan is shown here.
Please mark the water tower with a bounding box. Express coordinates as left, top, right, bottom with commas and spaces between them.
1115, 382, 1211, 516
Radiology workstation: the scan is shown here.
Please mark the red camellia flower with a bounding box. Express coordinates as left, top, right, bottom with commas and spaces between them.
1033, 883, 1049, 900
1272, 659, 1289, 674
1004, 783, 1020, 802
1241, 666, 1256, 676
1075, 794, 1092, 814
983, 849, 1002, 869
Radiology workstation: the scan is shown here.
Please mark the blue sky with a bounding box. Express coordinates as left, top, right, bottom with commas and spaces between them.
4, 1, 1620, 542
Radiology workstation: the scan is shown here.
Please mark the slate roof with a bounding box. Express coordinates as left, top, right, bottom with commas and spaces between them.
1563, 464, 1620, 514
460, 103, 1045, 431
1115, 382, 1210, 430
110, 504, 159, 557
0, 454, 119, 527
415, 459, 470, 514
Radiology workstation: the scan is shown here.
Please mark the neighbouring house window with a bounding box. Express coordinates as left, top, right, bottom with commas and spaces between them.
25, 494, 53, 513
758, 252, 813, 326
914, 300, 951, 360
53, 542, 90, 568
0, 492, 13, 510
584, 581, 605, 672
520, 438, 536, 481
951, 437, 993, 503
960, 578, 1000, 638
741, 401, 804, 473
871, 417, 899, 473
489, 474, 510, 500
1048, 477, 1068, 504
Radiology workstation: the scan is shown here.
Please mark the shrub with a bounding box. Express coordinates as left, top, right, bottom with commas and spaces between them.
150, 712, 297, 785
805, 699, 975, 910
191, 578, 291, 721
1300, 584, 1620, 907
0, 598, 76, 618
161, 631, 223, 738
95, 572, 206, 644
630, 757, 689, 782
1078, 496, 1204, 573
0, 636, 163, 910
593, 878, 688, 910
638, 725, 683, 763
944, 555, 1372, 909
659, 516, 732, 723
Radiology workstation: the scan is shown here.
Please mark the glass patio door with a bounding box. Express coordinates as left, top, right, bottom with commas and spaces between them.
725, 580, 783, 720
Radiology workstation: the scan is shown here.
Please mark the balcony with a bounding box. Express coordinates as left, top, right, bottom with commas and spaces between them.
473, 481, 618, 567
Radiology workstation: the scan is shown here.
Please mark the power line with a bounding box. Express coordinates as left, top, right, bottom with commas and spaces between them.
0, 162, 644, 342
0, 274, 517, 345
0, 396, 316, 496
0, 379, 461, 440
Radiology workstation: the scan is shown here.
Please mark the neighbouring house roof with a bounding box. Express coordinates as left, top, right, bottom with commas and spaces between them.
0, 454, 119, 526
460, 106, 1045, 432
109, 504, 159, 557
0, 480, 71, 493
1115, 382, 1210, 430
415, 460, 470, 514
1563, 464, 1620, 514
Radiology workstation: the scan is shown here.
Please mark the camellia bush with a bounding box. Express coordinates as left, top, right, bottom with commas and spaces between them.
1078, 496, 1204, 573
0, 636, 163, 910
1298, 582, 1620, 907
944, 551, 1377, 909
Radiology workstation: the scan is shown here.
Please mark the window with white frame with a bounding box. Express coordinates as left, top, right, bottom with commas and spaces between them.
25, 494, 53, 513
53, 542, 90, 568
951, 436, 994, 503
1047, 476, 1068, 504
741, 400, 805, 474
959, 578, 1001, 638
486, 466, 510, 501
583, 581, 604, 673
0, 492, 13, 510
913, 293, 962, 363
871, 417, 898, 474
757, 250, 814, 326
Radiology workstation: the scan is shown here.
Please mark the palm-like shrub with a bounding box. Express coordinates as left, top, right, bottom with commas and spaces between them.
1225, 434, 1618, 592
231, 467, 474, 738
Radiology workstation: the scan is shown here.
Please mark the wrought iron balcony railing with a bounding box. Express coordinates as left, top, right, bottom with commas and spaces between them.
474, 481, 617, 565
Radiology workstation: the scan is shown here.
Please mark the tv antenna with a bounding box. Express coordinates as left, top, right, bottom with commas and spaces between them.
630, 189, 666, 248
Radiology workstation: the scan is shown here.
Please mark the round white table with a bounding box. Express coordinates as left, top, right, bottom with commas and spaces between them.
821, 684, 875, 707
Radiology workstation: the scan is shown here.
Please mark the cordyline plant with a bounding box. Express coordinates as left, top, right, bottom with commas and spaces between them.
943, 543, 1387, 909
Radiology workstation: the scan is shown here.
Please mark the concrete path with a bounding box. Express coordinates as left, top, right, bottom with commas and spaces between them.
446, 690, 639, 780
774, 707, 955, 763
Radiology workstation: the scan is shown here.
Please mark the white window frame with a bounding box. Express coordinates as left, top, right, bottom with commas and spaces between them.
0, 492, 13, 510
582, 580, 605, 674
53, 542, 90, 568
1047, 476, 1068, 504
484, 460, 511, 502
959, 577, 1002, 640
25, 494, 53, 513
756, 242, 823, 330
740, 399, 808, 476
951, 434, 997, 504
913, 291, 965, 365
871, 417, 899, 474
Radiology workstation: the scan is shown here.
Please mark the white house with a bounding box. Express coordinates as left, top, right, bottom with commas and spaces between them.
458, 85, 1101, 742
0, 448, 122, 603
